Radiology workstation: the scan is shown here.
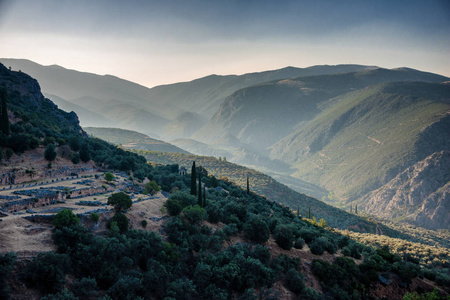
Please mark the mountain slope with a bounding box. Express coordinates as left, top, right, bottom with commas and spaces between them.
0, 59, 171, 136
195, 68, 449, 151
44, 93, 115, 128
148, 64, 375, 117
169, 138, 233, 158
270, 82, 450, 228
0, 63, 84, 137
163, 112, 207, 139
0, 59, 375, 136
84, 127, 189, 154
359, 150, 450, 230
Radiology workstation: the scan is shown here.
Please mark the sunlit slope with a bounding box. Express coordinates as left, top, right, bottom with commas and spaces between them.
271, 82, 450, 202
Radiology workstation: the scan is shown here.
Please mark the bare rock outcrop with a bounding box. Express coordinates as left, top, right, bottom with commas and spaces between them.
359, 151, 450, 230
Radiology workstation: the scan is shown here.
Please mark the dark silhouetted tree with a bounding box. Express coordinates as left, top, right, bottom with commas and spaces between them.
198, 171, 202, 205
79, 143, 90, 162
71, 152, 80, 164
107, 192, 132, 212
44, 144, 57, 161
243, 215, 270, 243
246, 176, 250, 195
190, 161, 197, 196
52, 209, 80, 229
202, 186, 206, 208
68, 136, 80, 151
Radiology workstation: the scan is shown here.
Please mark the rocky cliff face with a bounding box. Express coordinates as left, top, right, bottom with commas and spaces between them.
0, 63, 85, 136
359, 151, 450, 230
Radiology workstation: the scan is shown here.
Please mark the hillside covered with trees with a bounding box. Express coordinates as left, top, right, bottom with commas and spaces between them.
1, 63, 449, 299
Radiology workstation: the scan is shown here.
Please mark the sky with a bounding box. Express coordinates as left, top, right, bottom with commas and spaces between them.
0, 0, 449, 87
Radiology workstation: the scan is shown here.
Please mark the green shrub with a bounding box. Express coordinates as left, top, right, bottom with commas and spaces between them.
144, 180, 161, 195
111, 213, 129, 233
141, 220, 148, 228
285, 268, 304, 294
79, 143, 90, 162
273, 224, 295, 250
243, 215, 270, 243
71, 152, 80, 164
52, 209, 79, 228
68, 136, 80, 151
341, 246, 351, 257
310, 237, 328, 255
57, 138, 66, 146
223, 223, 239, 237
164, 197, 184, 216
164, 192, 196, 216
104, 172, 114, 182
298, 227, 319, 244
44, 143, 57, 161
182, 205, 207, 224
107, 192, 132, 212
294, 237, 305, 249
43, 136, 56, 146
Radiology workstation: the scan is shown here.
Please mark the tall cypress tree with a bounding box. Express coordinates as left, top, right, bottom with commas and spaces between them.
198, 172, 202, 205
355, 205, 358, 214
0, 88, 9, 135
190, 161, 196, 196
246, 176, 250, 195
202, 186, 206, 208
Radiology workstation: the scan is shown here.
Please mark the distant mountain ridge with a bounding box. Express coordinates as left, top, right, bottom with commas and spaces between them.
0, 58, 374, 135
195, 68, 449, 150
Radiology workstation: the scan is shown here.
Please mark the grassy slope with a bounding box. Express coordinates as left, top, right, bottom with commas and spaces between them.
84, 127, 190, 154
271, 82, 450, 202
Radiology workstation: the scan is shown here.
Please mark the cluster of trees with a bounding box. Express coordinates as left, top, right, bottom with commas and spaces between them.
1, 155, 448, 299
131, 149, 404, 236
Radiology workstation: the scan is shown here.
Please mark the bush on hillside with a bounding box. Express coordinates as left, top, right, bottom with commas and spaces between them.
52, 209, 79, 229
243, 214, 270, 243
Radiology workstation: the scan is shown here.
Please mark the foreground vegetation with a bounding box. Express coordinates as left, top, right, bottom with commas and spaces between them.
2, 163, 449, 299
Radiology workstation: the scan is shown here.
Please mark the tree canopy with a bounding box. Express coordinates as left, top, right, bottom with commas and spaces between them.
107, 192, 132, 212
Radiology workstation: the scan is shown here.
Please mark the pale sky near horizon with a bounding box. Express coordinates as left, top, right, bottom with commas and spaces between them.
0, 0, 449, 88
